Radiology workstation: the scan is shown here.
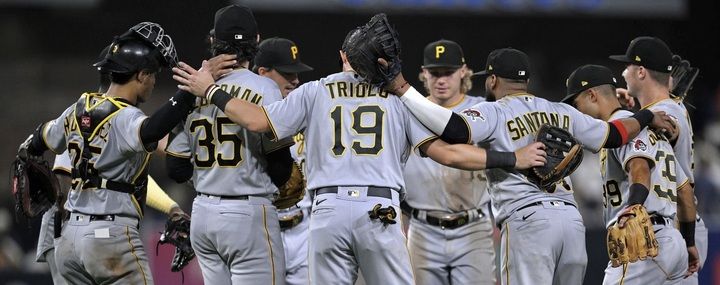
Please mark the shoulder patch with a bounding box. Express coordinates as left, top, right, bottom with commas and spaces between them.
461, 108, 485, 122
632, 139, 648, 152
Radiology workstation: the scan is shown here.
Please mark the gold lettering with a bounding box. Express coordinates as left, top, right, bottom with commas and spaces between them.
508, 120, 520, 140
240, 89, 252, 101
562, 115, 570, 130
326, 82, 336, 99
435, 46, 445, 58
522, 113, 537, 133
516, 117, 529, 138
550, 113, 559, 127
337, 82, 348, 97
290, 46, 298, 60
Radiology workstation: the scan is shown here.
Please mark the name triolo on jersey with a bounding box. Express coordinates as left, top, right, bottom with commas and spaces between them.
325, 81, 391, 99
506, 111, 571, 141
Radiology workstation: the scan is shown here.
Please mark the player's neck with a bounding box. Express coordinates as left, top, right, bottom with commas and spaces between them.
637, 85, 670, 109
429, 93, 465, 108
497, 87, 527, 99
105, 84, 137, 105
234, 61, 250, 70
600, 102, 623, 121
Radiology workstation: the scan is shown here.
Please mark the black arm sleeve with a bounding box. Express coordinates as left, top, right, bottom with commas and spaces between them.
265, 146, 294, 188
603, 122, 624, 149
28, 123, 49, 156
166, 155, 194, 184
439, 112, 470, 144
139, 90, 195, 145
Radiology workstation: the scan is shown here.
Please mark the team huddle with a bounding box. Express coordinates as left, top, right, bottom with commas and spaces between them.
10, 4, 707, 285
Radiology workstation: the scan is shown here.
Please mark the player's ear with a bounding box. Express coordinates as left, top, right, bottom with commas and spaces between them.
258, 67, 269, 76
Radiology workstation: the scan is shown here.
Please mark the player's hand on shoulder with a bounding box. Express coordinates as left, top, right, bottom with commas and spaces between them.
685, 245, 700, 278
173, 61, 216, 98
204, 54, 237, 80
649, 110, 678, 141
616, 88, 636, 109
514, 142, 546, 170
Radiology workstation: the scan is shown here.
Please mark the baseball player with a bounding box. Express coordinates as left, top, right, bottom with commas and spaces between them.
171, 29, 548, 284
609, 36, 704, 282
17, 22, 197, 284
402, 39, 495, 285
386, 47, 679, 285
164, 5, 293, 284
254, 37, 314, 285
35, 44, 191, 284
563, 64, 695, 284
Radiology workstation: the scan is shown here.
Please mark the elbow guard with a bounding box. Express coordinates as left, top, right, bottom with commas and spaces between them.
166, 155, 193, 184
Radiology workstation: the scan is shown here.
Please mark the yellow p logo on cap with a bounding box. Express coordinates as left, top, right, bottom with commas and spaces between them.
435, 46, 445, 59
291, 46, 298, 60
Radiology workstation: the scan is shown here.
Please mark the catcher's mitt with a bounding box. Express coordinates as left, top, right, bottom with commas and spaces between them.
528, 124, 583, 190
158, 212, 195, 272
607, 204, 659, 267
343, 13, 402, 88
670, 54, 699, 101
273, 162, 306, 209
10, 150, 59, 220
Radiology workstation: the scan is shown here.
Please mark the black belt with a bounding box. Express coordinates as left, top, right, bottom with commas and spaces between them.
650, 215, 666, 226
515, 200, 577, 213
279, 210, 304, 230
314, 186, 394, 199
197, 192, 249, 200
64, 213, 117, 222
412, 209, 483, 230
73, 171, 136, 194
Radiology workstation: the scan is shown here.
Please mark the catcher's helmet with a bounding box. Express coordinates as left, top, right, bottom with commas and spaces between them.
94, 22, 178, 74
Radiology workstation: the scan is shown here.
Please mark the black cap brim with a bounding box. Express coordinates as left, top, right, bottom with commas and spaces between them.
560, 92, 580, 104
472, 70, 490, 77
274, 62, 314, 73
608, 55, 632, 63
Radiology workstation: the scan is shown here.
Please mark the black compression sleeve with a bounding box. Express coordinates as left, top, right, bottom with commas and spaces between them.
28, 123, 48, 156
140, 90, 195, 145
679, 222, 696, 246
440, 112, 470, 144
166, 155, 194, 183
603, 122, 624, 148
265, 146, 293, 187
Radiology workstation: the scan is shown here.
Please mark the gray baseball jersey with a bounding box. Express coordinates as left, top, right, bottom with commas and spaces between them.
263, 71, 436, 193
461, 93, 609, 223
42, 94, 153, 218
600, 110, 688, 228
645, 99, 694, 184
601, 110, 690, 284
263, 71, 435, 285
165, 69, 289, 196
404, 95, 489, 212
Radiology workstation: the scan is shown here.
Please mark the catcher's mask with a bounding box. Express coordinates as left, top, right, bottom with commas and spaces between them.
94, 22, 178, 74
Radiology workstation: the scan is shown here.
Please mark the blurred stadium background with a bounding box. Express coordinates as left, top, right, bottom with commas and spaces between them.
0, 0, 718, 284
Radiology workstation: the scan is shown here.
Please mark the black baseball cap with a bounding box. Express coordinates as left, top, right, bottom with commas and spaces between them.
213, 5, 258, 42
254, 37, 313, 73
609, 36, 673, 73
561, 64, 618, 103
422, 39, 465, 69
473, 48, 530, 80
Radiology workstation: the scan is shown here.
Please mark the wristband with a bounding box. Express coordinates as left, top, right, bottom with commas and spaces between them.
631, 109, 654, 129
679, 221, 696, 247
486, 150, 517, 169
627, 183, 650, 206
209, 88, 232, 112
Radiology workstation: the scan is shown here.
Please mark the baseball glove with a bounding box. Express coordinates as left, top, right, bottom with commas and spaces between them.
273, 162, 306, 209
528, 124, 583, 190
158, 212, 195, 272
670, 54, 699, 100
607, 204, 659, 267
10, 136, 59, 220
342, 13, 402, 88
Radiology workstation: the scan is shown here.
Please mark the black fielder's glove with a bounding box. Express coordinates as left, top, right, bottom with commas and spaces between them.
158, 212, 195, 272
528, 124, 584, 190
10, 134, 59, 220
670, 54, 699, 100
342, 13, 402, 88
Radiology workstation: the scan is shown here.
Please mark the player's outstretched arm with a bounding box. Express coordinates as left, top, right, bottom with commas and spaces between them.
146, 175, 181, 215
601, 110, 678, 149
677, 182, 700, 276
420, 139, 546, 171
173, 61, 270, 133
